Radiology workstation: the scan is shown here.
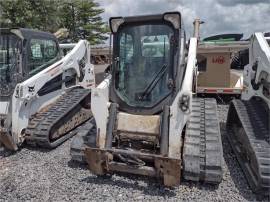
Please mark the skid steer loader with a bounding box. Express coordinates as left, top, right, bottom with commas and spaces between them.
70, 12, 223, 186
226, 32, 270, 194
0, 28, 95, 151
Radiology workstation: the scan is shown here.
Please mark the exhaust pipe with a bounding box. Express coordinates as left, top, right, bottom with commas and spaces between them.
193, 18, 204, 39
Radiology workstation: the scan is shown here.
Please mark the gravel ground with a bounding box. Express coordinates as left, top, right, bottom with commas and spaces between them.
0, 104, 269, 202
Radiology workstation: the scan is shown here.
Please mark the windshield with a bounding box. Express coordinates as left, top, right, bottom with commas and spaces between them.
0, 34, 21, 81
115, 24, 174, 108
0, 33, 23, 97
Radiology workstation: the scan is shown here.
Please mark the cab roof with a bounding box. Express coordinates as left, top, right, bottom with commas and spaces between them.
0, 28, 57, 41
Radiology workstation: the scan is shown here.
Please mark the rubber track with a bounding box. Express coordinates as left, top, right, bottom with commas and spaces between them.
25, 88, 91, 148
183, 98, 223, 184
226, 99, 270, 194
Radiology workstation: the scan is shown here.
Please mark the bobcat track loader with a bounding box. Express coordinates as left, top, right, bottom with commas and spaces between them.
70, 12, 223, 186
226, 32, 270, 194
0, 28, 95, 151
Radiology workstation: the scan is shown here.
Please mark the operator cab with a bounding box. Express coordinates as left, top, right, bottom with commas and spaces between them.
0, 28, 61, 97
109, 12, 186, 114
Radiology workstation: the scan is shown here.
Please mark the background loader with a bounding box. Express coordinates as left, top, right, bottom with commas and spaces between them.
70, 12, 223, 186
0, 28, 95, 151
226, 32, 270, 194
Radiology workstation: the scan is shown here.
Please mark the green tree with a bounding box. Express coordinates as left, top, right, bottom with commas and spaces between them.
0, 0, 59, 32
59, 0, 108, 44
0, 0, 108, 44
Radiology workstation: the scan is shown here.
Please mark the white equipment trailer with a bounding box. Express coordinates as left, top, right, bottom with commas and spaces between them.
70, 12, 223, 186
196, 39, 249, 95
226, 32, 270, 194
0, 28, 95, 150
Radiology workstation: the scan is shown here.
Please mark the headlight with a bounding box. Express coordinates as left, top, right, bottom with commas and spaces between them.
15, 85, 23, 98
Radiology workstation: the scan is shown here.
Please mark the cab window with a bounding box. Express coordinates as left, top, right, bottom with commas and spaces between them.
28, 39, 59, 74
142, 35, 169, 58
197, 54, 207, 72
119, 33, 134, 62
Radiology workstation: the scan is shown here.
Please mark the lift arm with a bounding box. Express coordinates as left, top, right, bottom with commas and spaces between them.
242, 32, 270, 107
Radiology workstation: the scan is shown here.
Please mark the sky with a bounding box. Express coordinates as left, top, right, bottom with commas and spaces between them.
96, 0, 270, 39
